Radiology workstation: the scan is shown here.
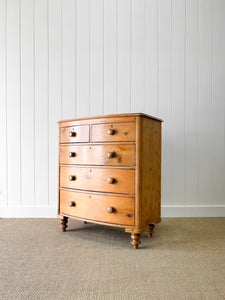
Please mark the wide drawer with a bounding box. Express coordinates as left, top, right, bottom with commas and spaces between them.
60, 189, 135, 226
91, 122, 135, 142
60, 144, 135, 166
60, 166, 135, 194
60, 125, 89, 143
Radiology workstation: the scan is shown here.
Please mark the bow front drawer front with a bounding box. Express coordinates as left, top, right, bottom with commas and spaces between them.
91, 122, 135, 142
60, 166, 135, 194
60, 125, 89, 143
60, 189, 135, 226
60, 144, 135, 166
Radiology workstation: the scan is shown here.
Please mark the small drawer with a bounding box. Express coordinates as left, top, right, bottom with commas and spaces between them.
60, 125, 89, 143
60, 144, 135, 166
91, 122, 135, 142
60, 189, 135, 226
60, 166, 135, 194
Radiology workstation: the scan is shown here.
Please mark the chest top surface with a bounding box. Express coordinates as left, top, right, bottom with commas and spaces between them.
58, 112, 163, 126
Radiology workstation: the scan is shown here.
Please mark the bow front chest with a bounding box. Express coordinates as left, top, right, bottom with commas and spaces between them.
58, 113, 162, 249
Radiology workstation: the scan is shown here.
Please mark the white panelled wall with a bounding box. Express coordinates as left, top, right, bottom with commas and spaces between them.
0, 0, 225, 217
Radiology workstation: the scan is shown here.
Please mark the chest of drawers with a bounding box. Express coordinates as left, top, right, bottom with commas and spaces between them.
58, 113, 162, 249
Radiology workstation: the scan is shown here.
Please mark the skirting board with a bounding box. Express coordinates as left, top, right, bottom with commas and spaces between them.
0, 207, 57, 218
161, 205, 225, 217
0, 206, 225, 218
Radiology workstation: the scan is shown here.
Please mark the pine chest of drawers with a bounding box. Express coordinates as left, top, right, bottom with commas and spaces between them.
58, 113, 162, 249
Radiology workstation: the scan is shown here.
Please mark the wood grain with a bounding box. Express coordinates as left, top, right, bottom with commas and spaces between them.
147, 224, 155, 238
58, 113, 162, 127
60, 125, 89, 143
91, 122, 135, 142
60, 166, 135, 194
131, 233, 141, 249
60, 189, 135, 226
60, 144, 135, 166
60, 216, 68, 232
58, 113, 162, 248
135, 116, 162, 230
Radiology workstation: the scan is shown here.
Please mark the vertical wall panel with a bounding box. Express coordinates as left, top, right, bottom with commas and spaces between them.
185, 0, 199, 206
0, 0, 7, 207
49, 0, 61, 206
90, 0, 104, 116
117, 0, 130, 113
145, 0, 153, 115
104, 0, 117, 114
211, 0, 225, 205
171, 0, 186, 205
7, 0, 21, 207
77, 0, 90, 117
158, 0, 172, 206
34, 0, 49, 206
198, 0, 213, 205
62, 0, 76, 119
131, 0, 145, 112
147, 0, 158, 116
144, 0, 150, 115
21, 0, 35, 206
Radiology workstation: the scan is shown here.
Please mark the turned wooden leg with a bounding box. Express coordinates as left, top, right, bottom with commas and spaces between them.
60, 217, 68, 232
147, 224, 155, 238
131, 233, 141, 249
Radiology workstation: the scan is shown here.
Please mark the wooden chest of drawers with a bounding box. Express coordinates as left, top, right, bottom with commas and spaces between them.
58, 113, 162, 249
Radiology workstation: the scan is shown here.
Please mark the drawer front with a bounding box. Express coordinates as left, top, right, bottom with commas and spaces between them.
60, 166, 135, 194
60, 125, 89, 143
60, 189, 135, 226
60, 144, 135, 166
91, 122, 135, 142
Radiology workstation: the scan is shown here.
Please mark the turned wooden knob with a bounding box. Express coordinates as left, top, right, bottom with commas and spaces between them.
69, 131, 76, 137
69, 175, 76, 181
69, 201, 75, 207
69, 152, 76, 157
107, 151, 115, 158
107, 207, 114, 213
107, 128, 115, 135
108, 177, 115, 184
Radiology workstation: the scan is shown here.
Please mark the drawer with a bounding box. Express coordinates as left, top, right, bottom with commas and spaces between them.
60, 166, 135, 194
91, 122, 135, 142
60, 144, 135, 166
60, 189, 135, 226
60, 125, 89, 143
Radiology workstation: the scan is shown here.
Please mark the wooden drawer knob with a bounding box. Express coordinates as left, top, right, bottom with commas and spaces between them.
108, 177, 115, 184
107, 207, 114, 213
107, 128, 115, 135
69, 152, 76, 157
69, 131, 76, 137
69, 201, 76, 207
69, 175, 76, 181
107, 151, 115, 158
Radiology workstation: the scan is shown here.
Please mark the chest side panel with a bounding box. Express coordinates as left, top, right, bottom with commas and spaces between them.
136, 116, 162, 229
